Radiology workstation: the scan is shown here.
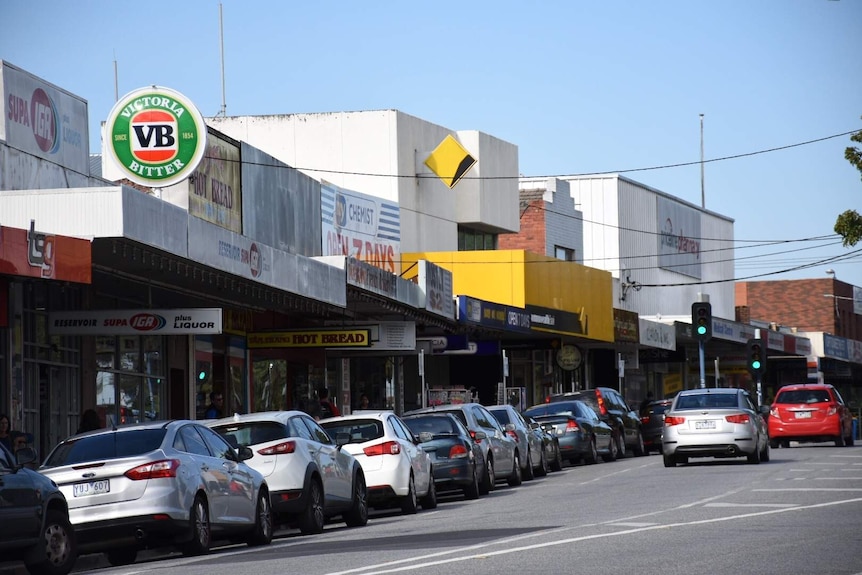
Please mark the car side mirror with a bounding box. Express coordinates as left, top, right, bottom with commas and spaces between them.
505, 423, 516, 432
15, 446, 38, 467
472, 430, 487, 441
529, 421, 540, 430
236, 446, 254, 462
335, 432, 351, 448
758, 405, 770, 415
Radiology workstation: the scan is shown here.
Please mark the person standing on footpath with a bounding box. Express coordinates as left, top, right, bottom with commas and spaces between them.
319, 388, 340, 418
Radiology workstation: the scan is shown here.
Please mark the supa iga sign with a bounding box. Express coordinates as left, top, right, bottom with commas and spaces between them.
106, 86, 207, 187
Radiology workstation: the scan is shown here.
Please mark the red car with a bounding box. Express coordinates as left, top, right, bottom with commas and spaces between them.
768, 384, 855, 448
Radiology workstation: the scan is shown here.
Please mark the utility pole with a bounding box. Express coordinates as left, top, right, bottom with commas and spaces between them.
700, 113, 705, 208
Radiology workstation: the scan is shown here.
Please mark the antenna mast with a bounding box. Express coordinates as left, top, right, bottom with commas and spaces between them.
700, 113, 705, 208
113, 50, 119, 102
218, 3, 227, 116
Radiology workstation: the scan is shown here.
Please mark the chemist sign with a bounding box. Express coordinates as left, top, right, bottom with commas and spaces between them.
106, 86, 207, 187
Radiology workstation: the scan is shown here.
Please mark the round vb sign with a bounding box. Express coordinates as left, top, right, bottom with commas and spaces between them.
106, 86, 207, 187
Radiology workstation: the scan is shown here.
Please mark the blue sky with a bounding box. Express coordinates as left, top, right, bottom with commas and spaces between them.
3, 0, 861, 288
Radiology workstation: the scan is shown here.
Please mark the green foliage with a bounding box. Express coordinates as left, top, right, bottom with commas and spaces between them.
835, 122, 862, 247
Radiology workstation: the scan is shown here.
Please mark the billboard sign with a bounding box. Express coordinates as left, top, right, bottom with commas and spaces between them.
189, 129, 242, 232
0, 222, 91, 283
49, 308, 222, 335
0, 61, 89, 174
657, 196, 701, 279
321, 181, 401, 274
106, 86, 207, 187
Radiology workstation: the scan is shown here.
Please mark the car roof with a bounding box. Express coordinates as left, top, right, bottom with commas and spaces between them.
677, 388, 740, 395
319, 411, 395, 422
209, 410, 306, 425
777, 383, 832, 391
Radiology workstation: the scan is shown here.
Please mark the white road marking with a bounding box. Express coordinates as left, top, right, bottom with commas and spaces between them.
752, 488, 862, 492
324, 496, 862, 574
605, 521, 659, 527
705, 502, 798, 508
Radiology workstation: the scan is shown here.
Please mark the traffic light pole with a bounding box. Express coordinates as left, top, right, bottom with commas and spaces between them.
698, 340, 706, 388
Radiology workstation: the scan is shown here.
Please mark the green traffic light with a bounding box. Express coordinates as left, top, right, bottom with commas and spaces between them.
751, 360, 761, 369
697, 326, 707, 335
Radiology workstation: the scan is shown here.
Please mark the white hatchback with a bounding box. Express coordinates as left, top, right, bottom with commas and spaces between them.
320, 411, 436, 514
208, 411, 369, 534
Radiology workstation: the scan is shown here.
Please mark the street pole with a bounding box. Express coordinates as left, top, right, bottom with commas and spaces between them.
700, 113, 705, 209
698, 341, 706, 389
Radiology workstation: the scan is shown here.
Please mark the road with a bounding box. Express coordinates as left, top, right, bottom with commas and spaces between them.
4, 443, 862, 575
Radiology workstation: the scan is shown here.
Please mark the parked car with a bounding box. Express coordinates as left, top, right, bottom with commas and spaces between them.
401, 412, 484, 500
549, 387, 646, 457
523, 400, 617, 465
0, 442, 77, 575
207, 411, 369, 534
39, 420, 273, 567
405, 403, 520, 491
319, 411, 436, 514
640, 398, 674, 454
662, 388, 770, 467
767, 384, 855, 448
524, 415, 564, 472
488, 404, 546, 479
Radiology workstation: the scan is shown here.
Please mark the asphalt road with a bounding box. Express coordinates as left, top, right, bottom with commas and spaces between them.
4, 442, 862, 575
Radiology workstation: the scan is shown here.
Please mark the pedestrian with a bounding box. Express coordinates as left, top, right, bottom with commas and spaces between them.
77, 409, 102, 434
0, 414, 11, 451
358, 393, 370, 410
639, 391, 654, 416
205, 392, 224, 419
319, 387, 340, 418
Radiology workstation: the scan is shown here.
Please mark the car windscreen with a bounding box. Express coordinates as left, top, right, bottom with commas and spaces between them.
774, 389, 831, 404
523, 403, 576, 418
43, 429, 167, 467
402, 415, 459, 436
212, 422, 288, 447
320, 419, 383, 444
675, 394, 739, 410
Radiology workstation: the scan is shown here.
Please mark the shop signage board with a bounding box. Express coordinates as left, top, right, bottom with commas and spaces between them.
105, 86, 207, 188
418, 260, 455, 319
0, 222, 91, 283
248, 329, 372, 349
456, 296, 532, 334
48, 308, 222, 335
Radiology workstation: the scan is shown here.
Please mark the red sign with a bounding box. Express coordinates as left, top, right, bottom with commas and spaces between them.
0, 224, 91, 283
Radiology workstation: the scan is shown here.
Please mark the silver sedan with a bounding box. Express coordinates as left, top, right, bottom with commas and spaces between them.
662, 388, 770, 467
39, 420, 273, 567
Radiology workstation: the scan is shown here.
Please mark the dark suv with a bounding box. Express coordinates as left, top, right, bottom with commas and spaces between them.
550, 387, 645, 457
0, 443, 77, 575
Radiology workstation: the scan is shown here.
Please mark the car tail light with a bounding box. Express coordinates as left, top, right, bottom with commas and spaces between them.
664, 416, 686, 427
566, 420, 580, 432
448, 445, 469, 458
725, 414, 750, 424
258, 441, 296, 455
125, 459, 180, 480
469, 430, 482, 444
506, 429, 519, 442
827, 404, 838, 416
640, 416, 650, 424
363, 440, 401, 456
595, 390, 608, 416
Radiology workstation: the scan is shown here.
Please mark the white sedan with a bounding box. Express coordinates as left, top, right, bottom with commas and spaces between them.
320, 411, 436, 514
208, 411, 369, 534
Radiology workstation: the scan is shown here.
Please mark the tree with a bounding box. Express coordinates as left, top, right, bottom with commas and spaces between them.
834, 121, 862, 247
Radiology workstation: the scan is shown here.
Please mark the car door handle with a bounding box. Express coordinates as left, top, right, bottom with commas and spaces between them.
200, 464, 210, 471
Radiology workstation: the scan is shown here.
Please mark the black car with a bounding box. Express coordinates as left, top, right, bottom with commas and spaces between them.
401, 412, 485, 500
523, 415, 564, 472
549, 387, 646, 457
0, 442, 78, 575
640, 398, 673, 454
523, 401, 617, 465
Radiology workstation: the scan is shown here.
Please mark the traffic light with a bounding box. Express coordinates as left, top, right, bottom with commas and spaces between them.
691, 302, 712, 342
746, 338, 767, 378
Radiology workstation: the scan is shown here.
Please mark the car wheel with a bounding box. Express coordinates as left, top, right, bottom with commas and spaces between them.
633, 431, 646, 457
344, 471, 368, 527
615, 430, 627, 459
246, 489, 273, 546
550, 443, 563, 472
523, 449, 535, 481
602, 434, 618, 462
479, 456, 494, 494
182, 496, 211, 556
25, 510, 78, 575
585, 437, 598, 465
536, 448, 549, 477
507, 453, 522, 486
747, 444, 762, 464
760, 440, 770, 463
420, 473, 437, 510
464, 463, 481, 500
663, 453, 677, 468
835, 428, 846, 447
400, 474, 418, 514
769, 439, 780, 449
298, 479, 325, 535
106, 547, 138, 567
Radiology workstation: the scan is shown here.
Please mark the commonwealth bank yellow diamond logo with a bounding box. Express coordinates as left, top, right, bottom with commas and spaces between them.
424, 135, 477, 189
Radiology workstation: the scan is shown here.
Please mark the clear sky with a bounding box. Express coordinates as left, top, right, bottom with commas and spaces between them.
3, 1, 861, 289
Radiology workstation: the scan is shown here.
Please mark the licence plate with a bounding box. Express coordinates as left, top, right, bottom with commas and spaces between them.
73, 479, 110, 498
795, 411, 812, 419
694, 420, 717, 430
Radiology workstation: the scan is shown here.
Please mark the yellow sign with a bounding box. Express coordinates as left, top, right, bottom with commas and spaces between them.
424, 135, 476, 189
248, 329, 371, 348
663, 373, 683, 396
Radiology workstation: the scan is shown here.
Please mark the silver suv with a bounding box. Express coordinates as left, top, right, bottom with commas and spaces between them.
405, 403, 520, 492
